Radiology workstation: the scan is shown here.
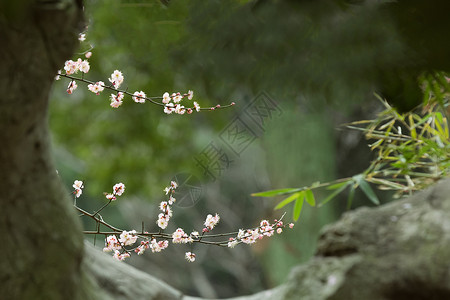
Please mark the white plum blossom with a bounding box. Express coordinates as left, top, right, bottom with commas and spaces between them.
105, 193, 116, 201
73, 180, 84, 190
109, 70, 124, 88
135, 240, 150, 255
55, 70, 61, 80
228, 238, 238, 248
174, 104, 185, 115
135, 245, 146, 255
119, 230, 138, 246
260, 220, 274, 237
74, 189, 82, 198
162, 92, 171, 104
172, 92, 182, 103
78, 33, 86, 41
73, 180, 84, 198
172, 228, 189, 244
113, 182, 125, 196
87, 81, 105, 95
78, 60, 90, 73
187, 90, 194, 100
110, 92, 124, 108
168, 195, 176, 205
204, 213, 220, 231
164, 103, 174, 114
193, 101, 200, 112
103, 235, 121, 252
157, 213, 169, 229
113, 250, 130, 261
159, 201, 168, 211
164, 181, 178, 193
67, 81, 77, 94
185, 252, 196, 262
64, 60, 78, 75
241, 228, 260, 244
150, 239, 169, 253
132, 91, 146, 103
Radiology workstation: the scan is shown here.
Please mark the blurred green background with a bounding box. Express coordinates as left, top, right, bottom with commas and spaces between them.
48, 0, 450, 298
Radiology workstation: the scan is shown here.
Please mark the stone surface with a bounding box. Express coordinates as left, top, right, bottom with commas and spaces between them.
282, 178, 450, 300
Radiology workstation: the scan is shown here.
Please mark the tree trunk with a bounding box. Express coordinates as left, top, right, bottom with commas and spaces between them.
0, 1, 85, 299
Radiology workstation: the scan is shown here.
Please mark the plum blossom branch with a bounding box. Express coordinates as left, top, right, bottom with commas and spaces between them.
57, 59, 235, 114
67, 32, 285, 263
73, 180, 294, 262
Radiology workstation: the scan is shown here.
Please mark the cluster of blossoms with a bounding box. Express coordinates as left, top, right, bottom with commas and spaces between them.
59, 31, 235, 117
64, 58, 90, 75
104, 182, 125, 201
162, 91, 199, 115
172, 228, 193, 244
203, 213, 220, 232
157, 181, 178, 229
103, 235, 121, 252
135, 238, 169, 255
59, 59, 207, 114
61, 58, 90, 94
73, 180, 84, 198
76, 179, 294, 263
227, 219, 295, 248
87, 81, 105, 95
103, 230, 138, 261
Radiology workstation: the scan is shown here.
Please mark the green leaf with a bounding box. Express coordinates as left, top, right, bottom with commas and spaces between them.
319, 183, 349, 207
346, 184, 355, 210
409, 115, 417, 140
252, 188, 302, 197
326, 181, 350, 190
293, 197, 304, 221
305, 189, 315, 207
369, 178, 405, 189
274, 191, 303, 210
359, 179, 380, 205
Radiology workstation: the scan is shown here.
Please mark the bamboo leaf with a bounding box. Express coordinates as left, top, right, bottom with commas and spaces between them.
347, 184, 355, 210
359, 179, 380, 205
293, 197, 304, 221
435, 116, 445, 138
368, 178, 405, 189
319, 183, 349, 207
252, 188, 302, 197
372, 178, 404, 188
274, 192, 302, 210
326, 181, 350, 190
305, 189, 315, 207
409, 114, 417, 139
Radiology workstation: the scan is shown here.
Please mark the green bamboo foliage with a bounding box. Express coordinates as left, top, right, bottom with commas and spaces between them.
254, 72, 450, 221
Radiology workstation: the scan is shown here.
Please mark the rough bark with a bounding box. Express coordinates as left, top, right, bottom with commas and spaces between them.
0, 1, 85, 299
